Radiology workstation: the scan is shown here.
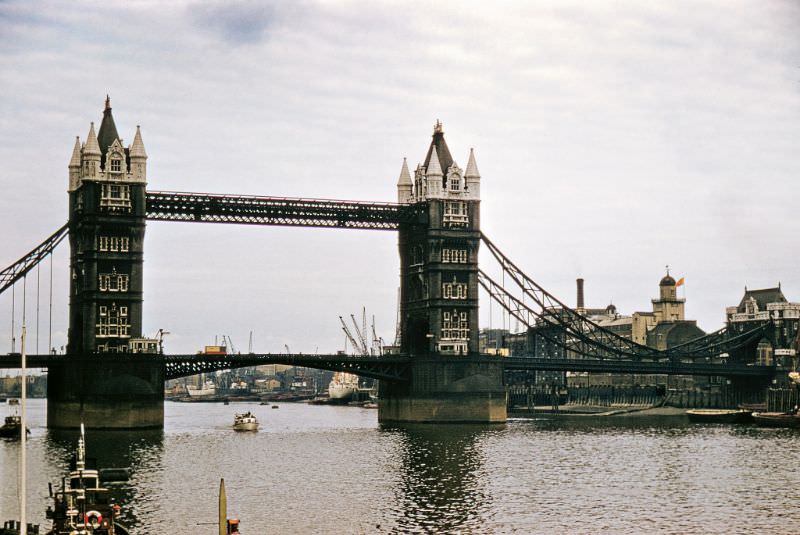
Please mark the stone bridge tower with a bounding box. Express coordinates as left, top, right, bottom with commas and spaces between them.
50, 98, 163, 428
379, 122, 506, 423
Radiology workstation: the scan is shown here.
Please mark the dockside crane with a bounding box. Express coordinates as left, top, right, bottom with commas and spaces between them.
371, 315, 383, 356
350, 313, 370, 355
339, 316, 366, 356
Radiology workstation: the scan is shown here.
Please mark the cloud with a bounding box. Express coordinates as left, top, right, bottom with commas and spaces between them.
188, 0, 277, 45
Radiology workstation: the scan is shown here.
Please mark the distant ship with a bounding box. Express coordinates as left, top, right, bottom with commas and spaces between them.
185, 345, 227, 398
328, 372, 359, 403
186, 380, 216, 398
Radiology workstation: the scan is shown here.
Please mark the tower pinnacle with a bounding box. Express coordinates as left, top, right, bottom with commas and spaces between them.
69, 136, 81, 168
84, 122, 100, 155
130, 125, 147, 159
465, 148, 480, 178
397, 157, 413, 203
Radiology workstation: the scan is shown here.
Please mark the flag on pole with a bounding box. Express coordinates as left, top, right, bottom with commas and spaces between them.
676, 277, 685, 287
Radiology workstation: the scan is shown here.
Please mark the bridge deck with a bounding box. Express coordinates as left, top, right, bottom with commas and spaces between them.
0, 353, 776, 380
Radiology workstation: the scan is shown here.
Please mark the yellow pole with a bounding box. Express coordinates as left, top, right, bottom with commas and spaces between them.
219, 478, 227, 535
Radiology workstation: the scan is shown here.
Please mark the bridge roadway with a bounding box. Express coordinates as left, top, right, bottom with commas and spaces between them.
0, 353, 776, 380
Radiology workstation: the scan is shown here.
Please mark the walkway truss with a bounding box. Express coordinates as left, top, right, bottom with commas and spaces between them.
0, 192, 772, 374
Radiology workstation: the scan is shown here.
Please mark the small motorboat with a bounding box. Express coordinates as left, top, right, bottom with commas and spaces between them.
752, 411, 800, 428
0, 415, 30, 439
686, 409, 753, 423
271, 405, 279, 409
232, 411, 258, 432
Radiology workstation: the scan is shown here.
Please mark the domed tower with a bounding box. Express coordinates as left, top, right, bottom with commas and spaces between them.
652, 269, 685, 323
659, 273, 677, 300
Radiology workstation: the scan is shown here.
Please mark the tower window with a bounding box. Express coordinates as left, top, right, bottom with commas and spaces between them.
95, 303, 131, 339
98, 272, 129, 292
449, 176, 460, 191
443, 279, 467, 300
443, 202, 468, 227
100, 184, 131, 210
442, 309, 469, 340
110, 158, 122, 173
442, 248, 467, 263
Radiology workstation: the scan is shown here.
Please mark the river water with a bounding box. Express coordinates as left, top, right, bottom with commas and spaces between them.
2, 399, 799, 534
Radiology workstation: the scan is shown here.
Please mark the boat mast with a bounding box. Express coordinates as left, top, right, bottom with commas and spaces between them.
20, 325, 27, 534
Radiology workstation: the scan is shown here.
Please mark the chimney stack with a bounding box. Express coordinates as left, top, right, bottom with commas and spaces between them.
576, 278, 585, 310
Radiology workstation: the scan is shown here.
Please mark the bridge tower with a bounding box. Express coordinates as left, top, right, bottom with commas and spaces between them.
49, 97, 163, 428
380, 122, 506, 423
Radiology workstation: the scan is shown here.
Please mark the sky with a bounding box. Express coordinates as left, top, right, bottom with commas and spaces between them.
0, 0, 798, 356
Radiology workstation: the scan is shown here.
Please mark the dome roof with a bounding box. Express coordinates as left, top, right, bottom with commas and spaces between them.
660, 274, 676, 286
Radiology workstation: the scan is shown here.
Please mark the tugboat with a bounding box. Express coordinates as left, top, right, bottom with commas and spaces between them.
0, 415, 30, 439
232, 412, 258, 432
44, 424, 130, 534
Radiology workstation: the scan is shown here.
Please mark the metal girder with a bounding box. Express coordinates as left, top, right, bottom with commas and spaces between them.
502, 356, 777, 378
0, 353, 411, 382
0, 223, 68, 297
145, 191, 426, 230
162, 353, 411, 381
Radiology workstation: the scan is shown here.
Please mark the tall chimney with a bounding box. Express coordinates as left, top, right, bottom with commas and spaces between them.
576, 278, 585, 310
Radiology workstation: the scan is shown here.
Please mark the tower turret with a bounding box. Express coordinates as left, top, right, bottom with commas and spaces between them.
68, 136, 82, 192
129, 125, 148, 183
396, 157, 412, 204
425, 144, 443, 198
83, 122, 101, 180
464, 148, 480, 200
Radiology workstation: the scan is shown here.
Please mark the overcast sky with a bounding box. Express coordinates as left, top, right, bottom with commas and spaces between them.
1, 1, 798, 355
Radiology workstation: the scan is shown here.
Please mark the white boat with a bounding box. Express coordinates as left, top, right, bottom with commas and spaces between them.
186, 379, 216, 398
233, 412, 258, 432
328, 372, 359, 402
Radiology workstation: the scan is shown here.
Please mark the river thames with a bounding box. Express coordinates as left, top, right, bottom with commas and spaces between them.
2, 399, 799, 534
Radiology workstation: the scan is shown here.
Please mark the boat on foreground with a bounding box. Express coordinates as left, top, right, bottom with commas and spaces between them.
752, 412, 800, 428
686, 409, 753, 424
45, 424, 130, 534
233, 412, 259, 432
0, 415, 30, 439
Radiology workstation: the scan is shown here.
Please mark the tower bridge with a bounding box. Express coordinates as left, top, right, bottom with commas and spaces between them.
0, 100, 782, 428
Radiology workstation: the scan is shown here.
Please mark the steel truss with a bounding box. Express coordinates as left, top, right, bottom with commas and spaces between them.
145, 191, 425, 230
0, 353, 411, 382
0, 223, 68, 297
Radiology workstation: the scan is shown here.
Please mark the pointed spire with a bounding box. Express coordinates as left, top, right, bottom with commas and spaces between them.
465, 148, 480, 178
426, 145, 443, 177
130, 125, 147, 159
97, 96, 120, 157
397, 157, 411, 186
84, 122, 101, 156
69, 136, 81, 167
